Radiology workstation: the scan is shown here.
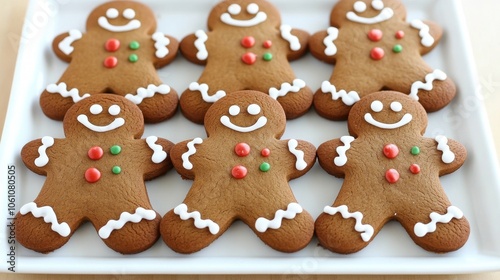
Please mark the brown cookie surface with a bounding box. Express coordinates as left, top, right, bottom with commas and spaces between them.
309, 0, 456, 120
17, 94, 173, 254
179, 0, 313, 124
316, 91, 469, 254
40, 1, 179, 123
161, 90, 316, 253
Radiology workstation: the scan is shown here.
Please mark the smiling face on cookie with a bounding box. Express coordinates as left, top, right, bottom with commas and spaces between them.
87, 1, 156, 34
207, 0, 281, 30
348, 91, 427, 136
331, 0, 406, 27
204, 90, 286, 137
64, 95, 144, 138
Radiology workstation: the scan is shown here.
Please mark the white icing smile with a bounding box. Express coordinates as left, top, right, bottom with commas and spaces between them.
364, 100, 412, 129
77, 104, 125, 132
220, 104, 267, 133
98, 8, 141, 32
220, 3, 267, 27
347, 0, 394, 24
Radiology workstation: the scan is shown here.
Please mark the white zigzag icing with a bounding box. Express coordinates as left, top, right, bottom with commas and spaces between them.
152, 32, 170, 58
321, 81, 360, 106
34, 136, 54, 167
46, 82, 90, 103
280, 25, 301, 51
269, 79, 306, 99
334, 136, 355, 167
125, 84, 171, 105
288, 139, 307, 171
435, 135, 455, 164
255, 203, 303, 233
182, 137, 203, 170
410, 19, 434, 47
324, 205, 374, 242
414, 206, 463, 237
189, 82, 226, 103
174, 203, 220, 235
146, 136, 167, 164
20, 202, 71, 237
324, 27, 339, 56
98, 207, 157, 239
408, 69, 447, 101
194, 30, 208, 60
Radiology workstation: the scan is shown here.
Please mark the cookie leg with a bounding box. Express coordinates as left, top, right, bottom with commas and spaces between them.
246, 202, 314, 253
122, 77, 179, 123
15, 201, 80, 253
398, 205, 470, 253
313, 72, 381, 120
267, 78, 313, 119
315, 202, 388, 254
94, 207, 161, 254
40, 73, 94, 120
386, 64, 456, 112
160, 202, 232, 254
179, 76, 231, 124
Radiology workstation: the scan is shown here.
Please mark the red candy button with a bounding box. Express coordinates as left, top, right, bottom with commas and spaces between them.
104, 56, 118, 68
370, 47, 385, 60
263, 40, 272, 48
383, 144, 399, 159
410, 164, 421, 174
232, 165, 247, 179
235, 143, 251, 157
368, 29, 383, 42
105, 38, 120, 52
241, 36, 255, 48
261, 148, 271, 157
88, 146, 104, 160
395, 30, 405, 39
385, 169, 399, 184
85, 168, 101, 183
242, 52, 257, 65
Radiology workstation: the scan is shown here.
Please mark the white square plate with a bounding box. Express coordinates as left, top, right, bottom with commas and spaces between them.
2, 0, 500, 275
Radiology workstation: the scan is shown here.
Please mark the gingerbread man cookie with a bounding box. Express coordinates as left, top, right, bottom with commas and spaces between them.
16, 95, 173, 254
309, 0, 456, 120
315, 91, 469, 254
161, 90, 316, 253
179, 0, 313, 124
40, 1, 179, 123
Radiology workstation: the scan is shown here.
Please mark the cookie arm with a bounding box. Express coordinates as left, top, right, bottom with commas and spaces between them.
433, 136, 467, 176
143, 136, 174, 180
180, 31, 208, 66
308, 28, 338, 64
52, 30, 83, 63
317, 137, 354, 178
170, 138, 203, 180
152, 33, 179, 68
280, 26, 310, 61
287, 139, 316, 180
20, 137, 57, 176
409, 20, 443, 55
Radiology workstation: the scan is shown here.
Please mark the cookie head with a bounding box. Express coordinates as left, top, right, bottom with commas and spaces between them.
204, 90, 286, 137
348, 91, 427, 136
207, 0, 281, 30
87, 1, 156, 33
64, 95, 144, 138
331, 0, 406, 26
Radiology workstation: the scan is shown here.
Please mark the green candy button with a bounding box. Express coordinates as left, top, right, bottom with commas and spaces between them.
393, 44, 403, 53
129, 54, 138, 63
129, 41, 140, 50
260, 162, 271, 172
110, 145, 122, 155
263, 53, 273, 61
112, 166, 122, 174
411, 146, 420, 155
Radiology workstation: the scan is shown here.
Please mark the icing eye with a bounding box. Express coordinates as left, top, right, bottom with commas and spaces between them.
353, 1, 367, 13
229, 105, 241, 116
123, 8, 135, 19
106, 8, 119, 19
371, 0, 384, 11
247, 3, 259, 15
90, 104, 103, 115
390, 101, 403, 112
370, 100, 383, 112
247, 104, 261, 115
108, 105, 121, 116
228, 4, 242, 15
